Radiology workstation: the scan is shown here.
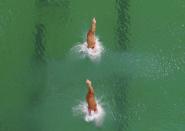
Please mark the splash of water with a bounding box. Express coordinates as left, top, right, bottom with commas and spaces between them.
71, 37, 104, 61
72, 99, 105, 127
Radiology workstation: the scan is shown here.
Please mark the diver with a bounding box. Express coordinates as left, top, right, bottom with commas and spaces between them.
87, 17, 96, 49
86, 79, 97, 115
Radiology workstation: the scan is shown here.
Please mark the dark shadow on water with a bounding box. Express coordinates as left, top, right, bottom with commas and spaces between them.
108, 73, 129, 131
34, 23, 46, 63
37, 0, 70, 7
25, 23, 47, 131
30, 0, 71, 108
35, 0, 70, 58
116, 0, 130, 50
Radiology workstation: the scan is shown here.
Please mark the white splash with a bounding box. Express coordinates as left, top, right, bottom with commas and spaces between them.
72, 99, 105, 127
71, 37, 104, 61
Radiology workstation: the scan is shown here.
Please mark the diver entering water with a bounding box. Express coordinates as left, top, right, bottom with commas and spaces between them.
87, 18, 96, 49
86, 79, 97, 115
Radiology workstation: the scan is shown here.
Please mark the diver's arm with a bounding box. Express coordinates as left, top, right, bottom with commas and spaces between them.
86, 79, 94, 93
88, 85, 94, 94
91, 17, 96, 33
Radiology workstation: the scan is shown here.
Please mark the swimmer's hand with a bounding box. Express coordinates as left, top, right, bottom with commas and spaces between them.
86, 79, 92, 86
92, 17, 96, 24
86, 79, 94, 93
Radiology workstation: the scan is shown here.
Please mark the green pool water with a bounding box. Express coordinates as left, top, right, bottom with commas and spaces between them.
0, 0, 185, 131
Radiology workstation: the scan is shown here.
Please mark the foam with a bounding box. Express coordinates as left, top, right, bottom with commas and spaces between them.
71, 37, 104, 61
72, 99, 105, 127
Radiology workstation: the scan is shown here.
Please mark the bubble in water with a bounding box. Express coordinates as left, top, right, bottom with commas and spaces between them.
72, 99, 105, 127
71, 37, 104, 61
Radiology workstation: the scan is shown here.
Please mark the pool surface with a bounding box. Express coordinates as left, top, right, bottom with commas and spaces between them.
0, 0, 185, 131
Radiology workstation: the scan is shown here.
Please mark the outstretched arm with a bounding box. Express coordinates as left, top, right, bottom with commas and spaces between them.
86, 79, 94, 93
90, 17, 96, 33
